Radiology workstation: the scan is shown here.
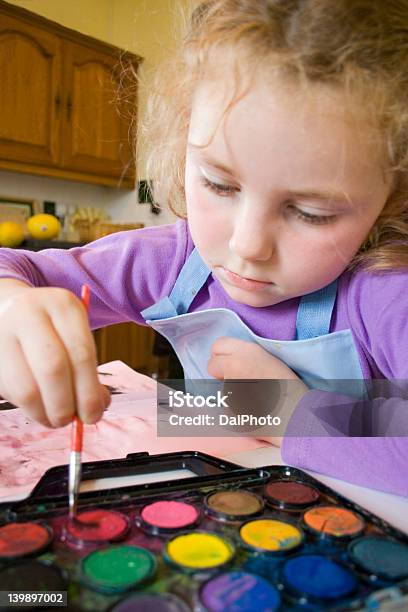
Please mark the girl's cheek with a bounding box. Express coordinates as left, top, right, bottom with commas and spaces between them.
325, 224, 369, 262
186, 173, 207, 212
187, 186, 232, 252
193, 189, 213, 213
187, 181, 228, 220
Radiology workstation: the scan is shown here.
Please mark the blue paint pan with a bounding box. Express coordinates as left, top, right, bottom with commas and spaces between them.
348, 536, 408, 582
281, 554, 357, 603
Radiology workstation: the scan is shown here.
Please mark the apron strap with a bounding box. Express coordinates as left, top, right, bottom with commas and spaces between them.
142, 244, 338, 338
295, 279, 338, 339
140, 248, 210, 321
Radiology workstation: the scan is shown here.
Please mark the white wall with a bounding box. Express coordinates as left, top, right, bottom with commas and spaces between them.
0, 170, 176, 227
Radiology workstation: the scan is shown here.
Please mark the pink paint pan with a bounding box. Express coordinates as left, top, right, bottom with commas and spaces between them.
138, 500, 200, 535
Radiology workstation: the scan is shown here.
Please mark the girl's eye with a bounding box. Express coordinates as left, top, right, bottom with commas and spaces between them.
288, 203, 337, 225
199, 180, 336, 224
200, 176, 239, 197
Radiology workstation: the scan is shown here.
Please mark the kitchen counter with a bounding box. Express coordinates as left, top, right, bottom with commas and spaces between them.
16, 238, 86, 251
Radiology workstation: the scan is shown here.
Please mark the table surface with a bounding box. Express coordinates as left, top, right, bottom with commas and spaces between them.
227, 445, 408, 535
3, 443, 406, 535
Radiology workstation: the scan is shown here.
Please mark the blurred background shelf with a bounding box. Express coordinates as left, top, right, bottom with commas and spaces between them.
15, 238, 86, 251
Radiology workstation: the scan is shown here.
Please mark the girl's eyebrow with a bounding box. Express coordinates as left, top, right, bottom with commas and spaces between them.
289, 190, 353, 206
188, 143, 353, 205
187, 144, 238, 177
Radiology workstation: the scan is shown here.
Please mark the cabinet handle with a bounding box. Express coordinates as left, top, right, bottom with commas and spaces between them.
66, 96, 72, 121
55, 94, 61, 116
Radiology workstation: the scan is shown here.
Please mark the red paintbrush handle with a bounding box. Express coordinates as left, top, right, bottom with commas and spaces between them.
81, 284, 90, 313
71, 416, 83, 452
70, 284, 90, 449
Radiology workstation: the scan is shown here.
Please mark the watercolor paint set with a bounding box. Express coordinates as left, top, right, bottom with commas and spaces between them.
0, 450, 407, 611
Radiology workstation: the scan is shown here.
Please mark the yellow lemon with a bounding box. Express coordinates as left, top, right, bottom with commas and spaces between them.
0, 222, 25, 247
27, 214, 60, 240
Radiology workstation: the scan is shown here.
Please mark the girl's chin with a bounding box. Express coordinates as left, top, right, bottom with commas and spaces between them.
220, 282, 285, 308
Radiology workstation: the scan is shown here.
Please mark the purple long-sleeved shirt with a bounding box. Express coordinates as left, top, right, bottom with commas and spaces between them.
0, 220, 407, 495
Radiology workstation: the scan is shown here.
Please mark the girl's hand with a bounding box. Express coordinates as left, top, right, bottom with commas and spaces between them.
0, 280, 110, 428
208, 337, 308, 446
208, 337, 302, 380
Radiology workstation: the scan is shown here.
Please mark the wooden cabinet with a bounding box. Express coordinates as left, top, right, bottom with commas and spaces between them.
0, 1, 142, 188
61, 41, 135, 180
0, 12, 62, 167
94, 324, 169, 379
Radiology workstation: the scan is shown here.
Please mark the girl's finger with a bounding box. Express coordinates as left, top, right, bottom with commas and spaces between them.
0, 335, 52, 427
18, 312, 76, 428
101, 384, 111, 410
207, 354, 225, 379
211, 336, 250, 356
50, 303, 104, 424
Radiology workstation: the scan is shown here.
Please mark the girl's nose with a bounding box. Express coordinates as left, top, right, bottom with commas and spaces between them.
229, 210, 276, 262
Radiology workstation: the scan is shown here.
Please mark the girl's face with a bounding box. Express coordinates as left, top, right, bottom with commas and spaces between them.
185, 77, 392, 307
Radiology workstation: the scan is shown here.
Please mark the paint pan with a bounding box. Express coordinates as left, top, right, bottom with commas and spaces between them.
348, 536, 408, 582
165, 531, 234, 572
81, 544, 156, 594
204, 489, 264, 521
0, 522, 52, 559
281, 554, 357, 604
239, 518, 303, 554
111, 593, 190, 612
199, 571, 281, 612
0, 559, 66, 591
303, 505, 365, 540
65, 509, 129, 544
139, 500, 200, 535
264, 479, 319, 510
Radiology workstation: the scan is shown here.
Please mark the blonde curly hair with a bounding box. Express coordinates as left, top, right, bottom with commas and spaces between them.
140, 0, 408, 271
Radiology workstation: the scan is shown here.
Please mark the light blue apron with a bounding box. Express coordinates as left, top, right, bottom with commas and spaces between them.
141, 249, 366, 397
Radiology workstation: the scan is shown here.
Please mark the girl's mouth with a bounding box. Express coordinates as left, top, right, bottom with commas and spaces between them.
221, 267, 274, 292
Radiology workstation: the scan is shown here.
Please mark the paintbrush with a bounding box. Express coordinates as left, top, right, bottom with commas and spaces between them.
68, 283, 90, 522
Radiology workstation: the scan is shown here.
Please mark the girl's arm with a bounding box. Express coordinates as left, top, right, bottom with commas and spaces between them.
0, 235, 141, 329
282, 270, 408, 496
281, 389, 408, 496
275, 270, 408, 496
0, 222, 188, 328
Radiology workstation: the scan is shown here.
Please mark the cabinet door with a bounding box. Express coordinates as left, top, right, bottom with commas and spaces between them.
94, 323, 167, 377
0, 13, 62, 166
61, 40, 136, 184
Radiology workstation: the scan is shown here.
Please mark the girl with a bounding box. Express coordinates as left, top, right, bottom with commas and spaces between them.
0, 0, 407, 495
